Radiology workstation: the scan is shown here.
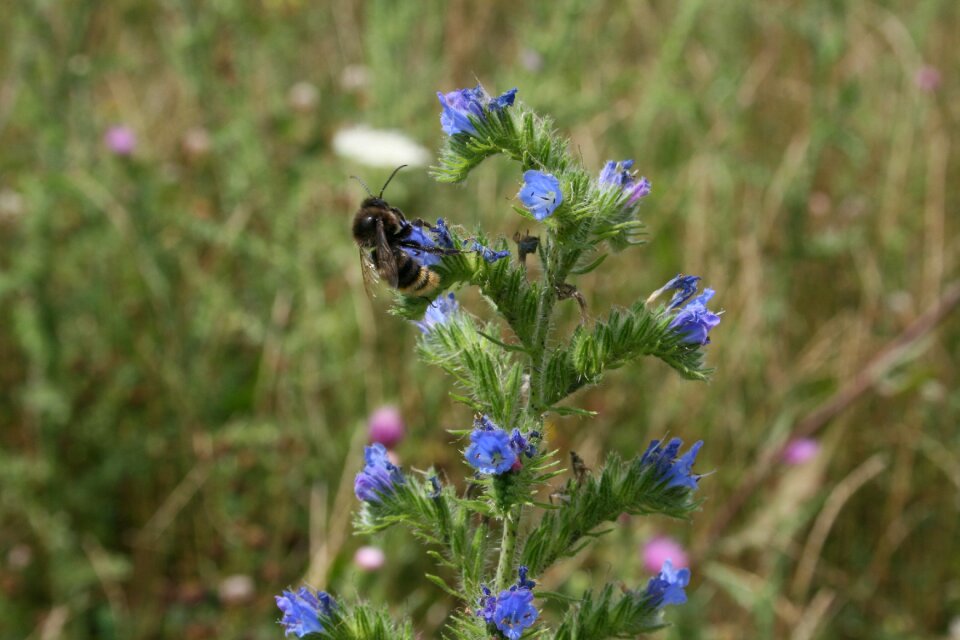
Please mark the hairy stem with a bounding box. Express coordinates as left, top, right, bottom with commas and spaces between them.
495, 504, 522, 590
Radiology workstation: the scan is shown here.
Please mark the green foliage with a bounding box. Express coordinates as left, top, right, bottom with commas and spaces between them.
416, 312, 528, 426
553, 585, 666, 640
544, 303, 710, 409
522, 453, 700, 576
354, 474, 488, 597
303, 602, 415, 640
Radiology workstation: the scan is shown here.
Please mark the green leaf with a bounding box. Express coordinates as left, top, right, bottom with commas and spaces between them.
424, 573, 462, 599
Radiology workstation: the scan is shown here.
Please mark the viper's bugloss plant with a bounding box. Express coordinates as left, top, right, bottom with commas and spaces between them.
275, 83, 722, 639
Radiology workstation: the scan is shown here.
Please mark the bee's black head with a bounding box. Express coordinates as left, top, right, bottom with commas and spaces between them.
361, 196, 389, 209
352, 210, 380, 246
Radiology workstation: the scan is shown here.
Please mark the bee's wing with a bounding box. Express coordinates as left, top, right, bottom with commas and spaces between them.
358, 247, 380, 299
375, 218, 399, 288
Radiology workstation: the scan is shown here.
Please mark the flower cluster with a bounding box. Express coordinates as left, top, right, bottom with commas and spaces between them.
477, 567, 539, 640
669, 289, 721, 346
640, 438, 703, 491
275, 587, 336, 638
402, 218, 454, 267
464, 415, 538, 475
437, 84, 518, 136
276, 81, 718, 638
598, 159, 651, 205
354, 443, 404, 502
648, 274, 721, 346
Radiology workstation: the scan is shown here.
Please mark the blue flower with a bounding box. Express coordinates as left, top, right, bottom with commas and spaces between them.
438, 86, 484, 135
668, 288, 721, 345
488, 88, 518, 111
644, 559, 690, 608
465, 416, 539, 474
275, 587, 336, 637
427, 475, 442, 498
640, 438, 703, 491
647, 274, 702, 310
477, 567, 539, 640
598, 159, 635, 188
509, 428, 538, 458
437, 85, 517, 136
472, 240, 511, 263
518, 170, 563, 220
403, 222, 442, 267
598, 159, 651, 205
465, 426, 516, 475
432, 218, 455, 249
354, 443, 404, 502
415, 292, 459, 334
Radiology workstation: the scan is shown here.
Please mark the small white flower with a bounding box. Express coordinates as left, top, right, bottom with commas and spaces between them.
332, 125, 431, 168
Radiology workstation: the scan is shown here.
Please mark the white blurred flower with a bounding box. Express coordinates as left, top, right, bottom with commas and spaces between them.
181, 126, 212, 159
218, 574, 255, 605
288, 81, 320, 113
7, 544, 32, 569
0, 188, 25, 222
340, 64, 371, 91
332, 125, 431, 168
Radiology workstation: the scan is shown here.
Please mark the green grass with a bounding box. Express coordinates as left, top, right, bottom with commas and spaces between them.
1, 1, 957, 638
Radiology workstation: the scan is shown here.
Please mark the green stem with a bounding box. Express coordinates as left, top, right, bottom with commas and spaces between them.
495, 504, 522, 590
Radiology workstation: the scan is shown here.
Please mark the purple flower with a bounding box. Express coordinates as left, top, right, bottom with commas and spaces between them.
437, 85, 517, 136
598, 159, 651, 205
367, 405, 405, 449
668, 288, 721, 346
465, 426, 516, 475
477, 567, 539, 640
103, 125, 137, 155
518, 170, 563, 221
354, 443, 404, 502
275, 587, 336, 637
415, 292, 459, 334
644, 559, 689, 608
472, 241, 511, 263
640, 438, 703, 491
353, 545, 386, 571
642, 536, 689, 574
915, 65, 941, 93
782, 438, 819, 465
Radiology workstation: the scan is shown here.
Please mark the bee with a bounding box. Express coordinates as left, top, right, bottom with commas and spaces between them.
351, 165, 454, 297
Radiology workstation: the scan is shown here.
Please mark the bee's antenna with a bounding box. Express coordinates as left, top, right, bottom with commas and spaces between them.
349, 175, 374, 197
378, 164, 408, 198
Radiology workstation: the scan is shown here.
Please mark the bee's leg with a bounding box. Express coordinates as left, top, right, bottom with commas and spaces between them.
391, 207, 408, 223
556, 282, 588, 324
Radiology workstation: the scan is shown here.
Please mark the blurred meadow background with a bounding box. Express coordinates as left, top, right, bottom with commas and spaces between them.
1, 0, 958, 638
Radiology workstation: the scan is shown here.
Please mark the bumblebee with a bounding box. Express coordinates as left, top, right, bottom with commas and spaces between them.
351, 166, 452, 296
